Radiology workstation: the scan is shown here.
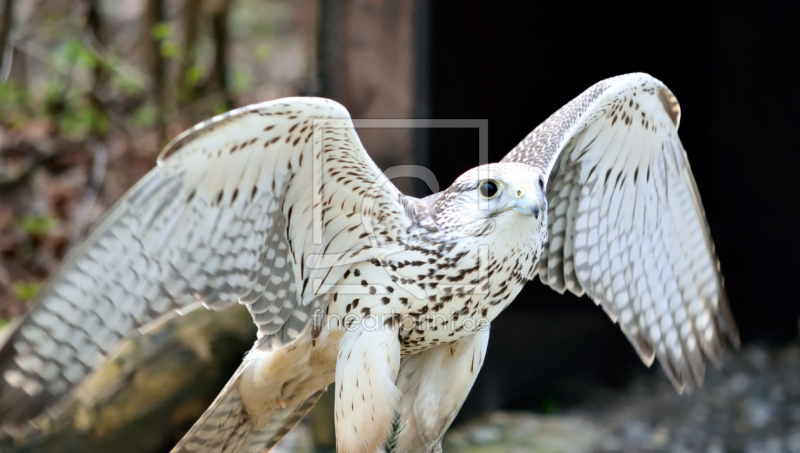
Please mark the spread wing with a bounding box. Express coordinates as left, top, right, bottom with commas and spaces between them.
502, 73, 739, 392
0, 97, 411, 426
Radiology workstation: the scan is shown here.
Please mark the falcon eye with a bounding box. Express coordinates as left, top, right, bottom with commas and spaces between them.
478, 180, 500, 199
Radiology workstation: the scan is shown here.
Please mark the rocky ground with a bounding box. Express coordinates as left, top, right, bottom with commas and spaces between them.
442, 343, 800, 453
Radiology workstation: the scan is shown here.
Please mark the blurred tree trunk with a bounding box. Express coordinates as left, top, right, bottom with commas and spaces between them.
143, 0, 167, 144
0, 0, 14, 75
85, 0, 103, 87
318, 0, 419, 195
177, 0, 201, 104
85, 0, 108, 136
1, 308, 256, 453
208, 0, 231, 110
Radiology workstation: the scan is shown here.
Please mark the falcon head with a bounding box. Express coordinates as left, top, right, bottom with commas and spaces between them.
430, 163, 547, 235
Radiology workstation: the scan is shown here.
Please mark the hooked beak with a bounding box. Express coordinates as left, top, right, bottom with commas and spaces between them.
512, 188, 546, 219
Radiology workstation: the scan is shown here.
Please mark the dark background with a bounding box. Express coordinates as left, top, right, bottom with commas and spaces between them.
423, 0, 800, 413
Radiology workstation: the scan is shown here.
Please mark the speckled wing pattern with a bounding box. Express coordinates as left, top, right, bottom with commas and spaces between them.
171, 362, 324, 453
0, 97, 410, 426
502, 73, 739, 391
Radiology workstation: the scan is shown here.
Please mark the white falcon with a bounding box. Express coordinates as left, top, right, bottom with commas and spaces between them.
0, 73, 738, 452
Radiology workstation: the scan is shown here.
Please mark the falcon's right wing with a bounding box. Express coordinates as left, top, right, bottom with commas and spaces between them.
502, 73, 738, 392
0, 98, 412, 427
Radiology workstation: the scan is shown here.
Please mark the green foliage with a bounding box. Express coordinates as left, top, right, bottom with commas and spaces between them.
39, 39, 116, 137
0, 318, 10, 333
0, 81, 30, 129
111, 71, 146, 97
160, 40, 178, 58
0, 81, 25, 105
21, 215, 56, 236
45, 76, 65, 107
13, 281, 42, 302
151, 23, 173, 41
152, 23, 179, 60
58, 101, 110, 138
213, 102, 229, 116
185, 65, 204, 86
232, 67, 251, 93
256, 43, 272, 61
52, 39, 98, 71
132, 104, 158, 129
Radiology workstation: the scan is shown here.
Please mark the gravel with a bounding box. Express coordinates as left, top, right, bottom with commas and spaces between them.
443, 342, 800, 452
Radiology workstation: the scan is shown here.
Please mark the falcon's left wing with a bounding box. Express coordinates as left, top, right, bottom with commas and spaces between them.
0, 97, 412, 429
502, 73, 738, 392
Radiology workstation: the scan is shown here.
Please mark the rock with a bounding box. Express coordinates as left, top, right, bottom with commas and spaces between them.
443, 412, 604, 453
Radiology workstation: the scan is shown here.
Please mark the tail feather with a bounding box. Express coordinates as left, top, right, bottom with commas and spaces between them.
172, 364, 324, 453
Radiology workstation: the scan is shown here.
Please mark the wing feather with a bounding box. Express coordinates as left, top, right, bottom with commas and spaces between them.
0, 98, 411, 425
502, 73, 738, 391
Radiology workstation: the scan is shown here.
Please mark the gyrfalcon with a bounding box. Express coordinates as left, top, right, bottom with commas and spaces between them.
0, 73, 738, 453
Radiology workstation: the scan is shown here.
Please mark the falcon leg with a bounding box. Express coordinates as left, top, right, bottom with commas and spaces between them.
393, 327, 490, 453
334, 317, 401, 453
